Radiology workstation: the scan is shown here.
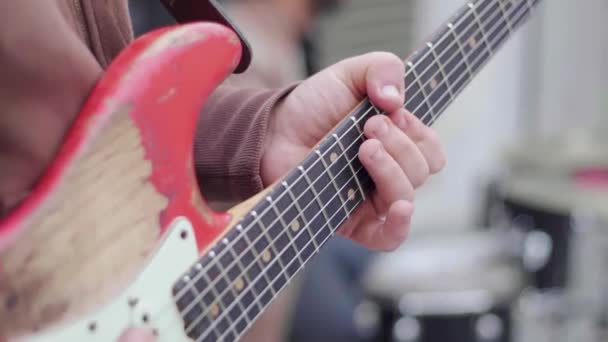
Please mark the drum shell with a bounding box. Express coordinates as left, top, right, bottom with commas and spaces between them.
360, 231, 523, 342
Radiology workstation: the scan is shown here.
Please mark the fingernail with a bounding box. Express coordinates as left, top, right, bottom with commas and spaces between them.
396, 110, 408, 131
370, 144, 384, 161
381, 85, 401, 100
373, 118, 389, 137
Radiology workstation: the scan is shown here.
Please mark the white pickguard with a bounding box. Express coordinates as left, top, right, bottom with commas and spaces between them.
22, 217, 198, 342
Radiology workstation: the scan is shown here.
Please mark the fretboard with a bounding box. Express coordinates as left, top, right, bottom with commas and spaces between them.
171, 0, 542, 340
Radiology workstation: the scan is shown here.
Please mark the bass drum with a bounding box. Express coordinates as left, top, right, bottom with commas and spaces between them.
359, 230, 524, 342
496, 171, 608, 292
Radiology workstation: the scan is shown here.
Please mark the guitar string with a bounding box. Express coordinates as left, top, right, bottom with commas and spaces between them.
397, 0, 497, 106
414, 0, 536, 126
179, 113, 374, 336
401, 0, 531, 116
425, 0, 537, 127
152, 0, 534, 337
170, 0, 507, 307
165, 2, 535, 337
205, 3, 536, 340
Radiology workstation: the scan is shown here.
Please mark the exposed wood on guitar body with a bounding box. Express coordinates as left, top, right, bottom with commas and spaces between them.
0, 23, 244, 339
0, 109, 167, 337
225, 186, 275, 231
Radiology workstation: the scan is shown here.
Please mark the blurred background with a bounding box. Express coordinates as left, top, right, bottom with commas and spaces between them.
130, 0, 607, 341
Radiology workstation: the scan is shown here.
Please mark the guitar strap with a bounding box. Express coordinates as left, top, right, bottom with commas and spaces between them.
159, 0, 252, 73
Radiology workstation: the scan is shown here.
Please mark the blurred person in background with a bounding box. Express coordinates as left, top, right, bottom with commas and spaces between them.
221, 0, 340, 88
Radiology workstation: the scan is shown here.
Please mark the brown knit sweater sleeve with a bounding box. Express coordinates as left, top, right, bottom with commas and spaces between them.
195, 84, 297, 202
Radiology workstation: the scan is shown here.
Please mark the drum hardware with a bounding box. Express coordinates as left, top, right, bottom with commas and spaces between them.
361, 231, 524, 342
482, 163, 608, 341
353, 300, 383, 340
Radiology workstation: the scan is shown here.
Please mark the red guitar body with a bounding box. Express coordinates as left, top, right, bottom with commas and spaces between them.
0, 23, 245, 339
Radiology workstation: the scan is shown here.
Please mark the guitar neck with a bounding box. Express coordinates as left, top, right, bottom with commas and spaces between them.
404, 0, 540, 126
171, 0, 542, 340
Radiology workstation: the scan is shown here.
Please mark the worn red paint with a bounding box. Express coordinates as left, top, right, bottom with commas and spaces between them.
0, 23, 241, 251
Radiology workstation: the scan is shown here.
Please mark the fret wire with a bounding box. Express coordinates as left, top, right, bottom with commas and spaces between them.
226, 239, 256, 325
236, 227, 277, 297
223, 246, 252, 328
337, 122, 366, 201
469, 2, 494, 56
253, 211, 289, 284
298, 165, 332, 229
183, 259, 242, 337
268, 197, 306, 266
409, 0, 518, 122
315, 150, 348, 211
212, 162, 369, 340
428, 42, 455, 102
401, 0, 502, 104
448, 22, 474, 77
185, 235, 267, 336
407, 60, 436, 120
236, 227, 270, 310
196, 137, 373, 339
419, 2, 526, 125
170, 2, 536, 334
282, 181, 321, 250
235, 227, 264, 313
214, 168, 372, 341
176, 111, 378, 326
424, 0, 532, 126
498, 0, 514, 32
400, 0, 490, 100
195, 272, 235, 338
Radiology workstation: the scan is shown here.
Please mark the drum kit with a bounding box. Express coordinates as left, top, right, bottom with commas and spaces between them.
356, 139, 608, 342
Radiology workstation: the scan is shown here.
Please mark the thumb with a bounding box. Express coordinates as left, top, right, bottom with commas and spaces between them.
329, 52, 405, 113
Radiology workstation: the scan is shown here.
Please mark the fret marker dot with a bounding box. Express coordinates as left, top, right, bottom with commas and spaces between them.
262, 249, 272, 263
348, 189, 356, 201
468, 36, 478, 49
235, 278, 245, 291
330, 152, 338, 163
210, 303, 220, 318
291, 220, 301, 232
430, 78, 438, 90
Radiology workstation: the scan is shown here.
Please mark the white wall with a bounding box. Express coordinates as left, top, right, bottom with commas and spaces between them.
533, 0, 608, 140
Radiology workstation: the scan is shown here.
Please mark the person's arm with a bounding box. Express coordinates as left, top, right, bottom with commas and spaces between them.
0, 1, 286, 211
0, 0, 103, 213
194, 84, 297, 203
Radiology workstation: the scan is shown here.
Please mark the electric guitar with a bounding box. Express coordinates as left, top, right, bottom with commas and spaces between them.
0, 0, 542, 340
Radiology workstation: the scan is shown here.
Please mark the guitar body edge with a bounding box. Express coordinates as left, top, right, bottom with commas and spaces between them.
0, 23, 241, 339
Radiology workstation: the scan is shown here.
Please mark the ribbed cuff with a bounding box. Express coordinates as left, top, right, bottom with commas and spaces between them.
194, 83, 298, 202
